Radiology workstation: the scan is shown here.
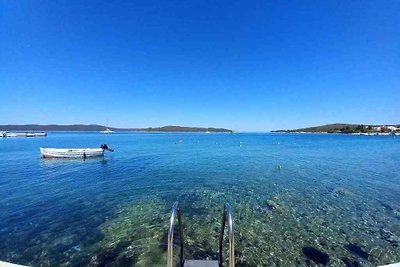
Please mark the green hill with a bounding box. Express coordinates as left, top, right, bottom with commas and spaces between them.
0, 124, 233, 133
272, 123, 398, 133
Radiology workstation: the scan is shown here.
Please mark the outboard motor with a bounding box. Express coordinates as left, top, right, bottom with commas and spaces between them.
100, 144, 114, 152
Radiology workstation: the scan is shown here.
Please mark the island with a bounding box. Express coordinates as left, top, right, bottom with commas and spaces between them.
272, 123, 400, 135
0, 124, 233, 133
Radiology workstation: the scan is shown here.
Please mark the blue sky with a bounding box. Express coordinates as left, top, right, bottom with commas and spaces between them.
1, 0, 399, 131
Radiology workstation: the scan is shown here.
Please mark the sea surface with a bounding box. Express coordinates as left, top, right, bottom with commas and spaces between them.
0, 132, 399, 267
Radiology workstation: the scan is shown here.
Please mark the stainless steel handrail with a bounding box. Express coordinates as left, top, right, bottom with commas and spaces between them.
219, 203, 235, 267
167, 201, 184, 267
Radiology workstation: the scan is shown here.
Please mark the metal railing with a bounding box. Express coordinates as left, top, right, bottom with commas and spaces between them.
219, 203, 235, 267
167, 202, 234, 267
167, 201, 184, 267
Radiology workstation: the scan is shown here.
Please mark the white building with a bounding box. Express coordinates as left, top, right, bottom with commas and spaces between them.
387, 126, 398, 131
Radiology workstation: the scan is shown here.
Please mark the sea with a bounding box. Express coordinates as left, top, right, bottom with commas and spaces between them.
0, 132, 399, 266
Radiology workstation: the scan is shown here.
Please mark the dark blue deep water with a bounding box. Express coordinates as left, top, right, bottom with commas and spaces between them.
0, 132, 399, 266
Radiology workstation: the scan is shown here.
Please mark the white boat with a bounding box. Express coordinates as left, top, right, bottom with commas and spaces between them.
40, 148, 104, 158
40, 144, 113, 159
100, 128, 113, 133
26, 132, 47, 137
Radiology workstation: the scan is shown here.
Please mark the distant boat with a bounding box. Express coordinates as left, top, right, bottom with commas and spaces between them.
100, 128, 113, 133
40, 144, 113, 159
26, 132, 47, 137
5, 132, 26, 137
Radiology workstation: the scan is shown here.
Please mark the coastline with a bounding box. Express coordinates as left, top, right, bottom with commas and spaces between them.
0, 124, 234, 133
272, 123, 400, 136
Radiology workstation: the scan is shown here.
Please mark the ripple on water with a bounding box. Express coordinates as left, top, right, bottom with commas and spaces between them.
0, 133, 399, 266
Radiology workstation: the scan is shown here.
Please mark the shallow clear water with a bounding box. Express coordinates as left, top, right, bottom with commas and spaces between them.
0, 132, 399, 266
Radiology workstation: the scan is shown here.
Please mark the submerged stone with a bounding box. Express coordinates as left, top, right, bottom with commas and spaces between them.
331, 187, 352, 197
302, 246, 330, 265
265, 199, 286, 213
88, 240, 134, 267
345, 243, 369, 260
380, 228, 399, 247
394, 210, 400, 220
378, 201, 394, 211
341, 257, 364, 267
318, 237, 328, 247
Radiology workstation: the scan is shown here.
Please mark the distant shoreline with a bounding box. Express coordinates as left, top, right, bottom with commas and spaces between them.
272, 123, 400, 135
0, 124, 233, 133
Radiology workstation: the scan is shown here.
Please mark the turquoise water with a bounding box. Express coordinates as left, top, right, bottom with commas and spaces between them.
0, 132, 399, 266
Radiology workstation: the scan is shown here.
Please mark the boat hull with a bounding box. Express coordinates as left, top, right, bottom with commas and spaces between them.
40, 148, 104, 158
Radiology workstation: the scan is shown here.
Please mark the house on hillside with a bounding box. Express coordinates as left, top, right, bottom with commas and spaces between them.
372, 125, 399, 132
387, 126, 399, 131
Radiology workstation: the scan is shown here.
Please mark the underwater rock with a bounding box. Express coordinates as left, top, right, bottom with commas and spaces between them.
81, 229, 105, 246
331, 187, 352, 197
380, 228, 399, 247
302, 246, 330, 265
88, 240, 135, 267
394, 210, 400, 220
192, 248, 218, 260
378, 201, 394, 212
318, 237, 327, 247
344, 243, 369, 260
235, 260, 253, 267
70, 254, 91, 267
89, 250, 117, 266
341, 257, 364, 267
265, 199, 286, 213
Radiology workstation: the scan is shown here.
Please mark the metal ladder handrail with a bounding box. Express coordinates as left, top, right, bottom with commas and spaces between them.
167, 201, 184, 267
219, 202, 235, 267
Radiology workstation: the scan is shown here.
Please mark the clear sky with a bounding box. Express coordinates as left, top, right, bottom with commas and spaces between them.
1, 1, 399, 131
